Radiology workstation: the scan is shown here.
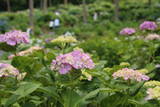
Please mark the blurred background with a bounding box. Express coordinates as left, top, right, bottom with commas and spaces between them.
0, 0, 160, 37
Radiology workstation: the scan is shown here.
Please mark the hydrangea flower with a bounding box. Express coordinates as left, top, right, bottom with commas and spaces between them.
51, 35, 77, 43
112, 68, 149, 82
145, 86, 160, 100
119, 28, 136, 35
140, 21, 157, 31
137, 69, 149, 74
0, 63, 19, 77
8, 46, 42, 59
0, 30, 29, 46
51, 50, 95, 74
144, 80, 160, 87
145, 34, 160, 40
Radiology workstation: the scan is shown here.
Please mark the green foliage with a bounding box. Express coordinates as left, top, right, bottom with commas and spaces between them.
5, 82, 41, 106
0, 43, 17, 52
1, 0, 160, 106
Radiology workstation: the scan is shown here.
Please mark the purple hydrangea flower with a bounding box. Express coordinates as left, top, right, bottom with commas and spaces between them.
140, 21, 157, 31
0, 30, 29, 46
51, 50, 95, 74
119, 28, 136, 36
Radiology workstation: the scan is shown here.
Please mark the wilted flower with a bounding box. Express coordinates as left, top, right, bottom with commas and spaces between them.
51, 35, 77, 43
80, 70, 92, 81
145, 34, 160, 40
112, 68, 149, 82
51, 50, 95, 74
8, 46, 42, 59
17, 72, 27, 81
0, 30, 29, 46
119, 28, 136, 35
145, 86, 160, 100
140, 21, 157, 31
0, 63, 19, 77
144, 80, 160, 87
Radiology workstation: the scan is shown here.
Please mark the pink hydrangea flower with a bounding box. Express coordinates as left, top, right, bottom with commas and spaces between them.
140, 21, 157, 31
145, 87, 160, 100
0, 63, 19, 77
112, 68, 149, 82
51, 50, 95, 74
119, 28, 136, 35
8, 46, 43, 59
145, 34, 160, 40
0, 30, 29, 46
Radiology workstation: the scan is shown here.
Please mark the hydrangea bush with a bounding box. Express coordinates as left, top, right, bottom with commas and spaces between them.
0, 30, 29, 52
0, 25, 160, 107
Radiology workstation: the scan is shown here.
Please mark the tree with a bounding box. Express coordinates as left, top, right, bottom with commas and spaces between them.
82, 0, 88, 23
40, 0, 43, 9
48, 0, 52, 7
29, 0, 34, 28
6, 0, 11, 12
148, 0, 152, 6
43, 0, 48, 12
114, 0, 120, 21
64, 0, 68, 5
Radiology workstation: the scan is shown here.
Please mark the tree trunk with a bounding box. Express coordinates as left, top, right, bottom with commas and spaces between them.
43, 0, 48, 12
29, 0, 34, 28
64, 0, 68, 5
82, 0, 88, 24
6, 0, 11, 12
148, 0, 152, 6
40, 0, 43, 9
48, 0, 52, 7
114, 0, 120, 21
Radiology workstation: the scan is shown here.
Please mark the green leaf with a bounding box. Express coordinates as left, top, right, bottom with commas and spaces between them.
82, 88, 116, 103
11, 56, 43, 74
0, 43, 17, 52
38, 86, 60, 101
5, 82, 41, 106
4, 95, 20, 107
62, 89, 81, 107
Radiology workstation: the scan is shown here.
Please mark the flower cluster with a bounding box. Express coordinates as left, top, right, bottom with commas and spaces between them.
144, 80, 160, 87
145, 86, 160, 100
8, 46, 42, 59
119, 28, 136, 36
112, 68, 149, 82
137, 69, 149, 74
0, 30, 29, 46
145, 34, 160, 40
0, 63, 19, 77
51, 50, 95, 74
140, 21, 157, 31
51, 35, 77, 43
